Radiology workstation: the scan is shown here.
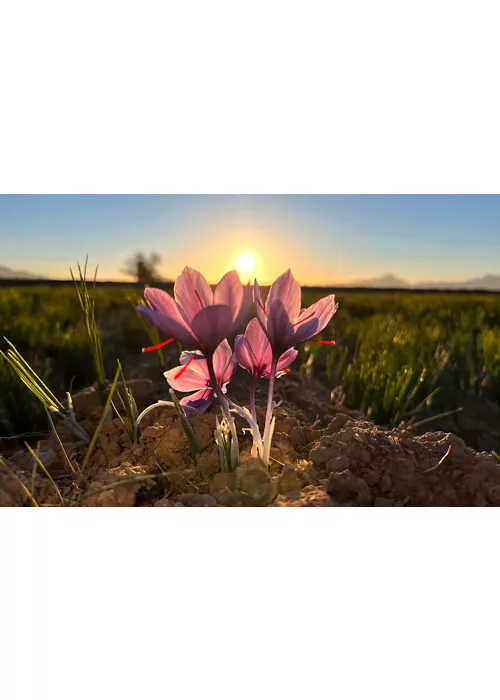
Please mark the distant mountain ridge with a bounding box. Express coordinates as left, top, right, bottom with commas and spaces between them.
343, 274, 409, 289
0, 265, 45, 280
344, 273, 500, 291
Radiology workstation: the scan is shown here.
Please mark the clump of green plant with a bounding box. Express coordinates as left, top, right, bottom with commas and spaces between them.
70, 258, 107, 404
312, 314, 452, 428
0, 352, 49, 438
71, 261, 146, 444
0, 339, 89, 442
0, 365, 123, 506
112, 361, 139, 444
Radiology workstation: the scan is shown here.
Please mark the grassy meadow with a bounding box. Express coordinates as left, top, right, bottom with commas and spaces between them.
1, 282, 500, 444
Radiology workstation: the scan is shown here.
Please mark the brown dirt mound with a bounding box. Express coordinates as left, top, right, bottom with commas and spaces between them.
1, 373, 500, 506
308, 415, 500, 506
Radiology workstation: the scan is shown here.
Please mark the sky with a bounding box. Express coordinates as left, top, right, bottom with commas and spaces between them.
1, 194, 500, 285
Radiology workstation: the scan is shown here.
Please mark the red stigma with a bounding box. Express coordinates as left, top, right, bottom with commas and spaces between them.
142, 338, 174, 353
174, 353, 196, 379
194, 289, 204, 308
294, 312, 315, 327
315, 340, 336, 346
258, 299, 267, 315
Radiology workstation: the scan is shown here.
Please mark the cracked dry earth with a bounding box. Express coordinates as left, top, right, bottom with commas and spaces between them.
2, 373, 500, 507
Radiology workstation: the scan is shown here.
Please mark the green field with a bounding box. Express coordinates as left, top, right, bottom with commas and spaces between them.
1, 283, 500, 444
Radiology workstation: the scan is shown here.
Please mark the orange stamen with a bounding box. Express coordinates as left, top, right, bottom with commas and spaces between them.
142, 338, 174, 353
315, 340, 336, 346
173, 353, 196, 379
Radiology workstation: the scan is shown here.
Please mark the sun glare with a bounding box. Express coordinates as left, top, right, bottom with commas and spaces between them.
236, 252, 255, 275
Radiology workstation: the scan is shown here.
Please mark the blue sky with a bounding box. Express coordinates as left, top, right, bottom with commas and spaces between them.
1, 194, 499, 284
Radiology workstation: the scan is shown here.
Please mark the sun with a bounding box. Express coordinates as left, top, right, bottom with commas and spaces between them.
236, 252, 255, 275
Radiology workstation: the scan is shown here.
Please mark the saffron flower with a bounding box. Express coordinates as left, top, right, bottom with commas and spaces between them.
253, 269, 338, 467
138, 267, 250, 354
254, 269, 338, 357
235, 318, 298, 379
164, 340, 236, 415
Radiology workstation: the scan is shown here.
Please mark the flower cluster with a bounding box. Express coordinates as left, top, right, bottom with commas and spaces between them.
138, 267, 338, 470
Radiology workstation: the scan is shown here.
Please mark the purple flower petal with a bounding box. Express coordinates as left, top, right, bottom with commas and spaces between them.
212, 339, 236, 384
234, 335, 254, 375
235, 319, 269, 376
178, 351, 211, 380
235, 318, 295, 379
190, 304, 234, 354
267, 299, 295, 355
252, 273, 338, 359
174, 266, 214, 324
214, 271, 244, 324
137, 305, 198, 348
253, 279, 268, 334
164, 364, 207, 392
143, 287, 188, 328
292, 295, 338, 345
276, 347, 298, 372
266, 269, 301, 320
231, 281, 251, 334
180, 388, 215, 415
244, 318, 270, 366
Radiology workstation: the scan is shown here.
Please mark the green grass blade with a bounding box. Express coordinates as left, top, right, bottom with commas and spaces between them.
0, 456, 39, 507
25, 442, 65, 505
406, 407, 463, 431
169, 389, 201, 456
112, 361, 139, 443
70, 259, 107, 404
45, 407, 80, 477
80, 364, 121, 473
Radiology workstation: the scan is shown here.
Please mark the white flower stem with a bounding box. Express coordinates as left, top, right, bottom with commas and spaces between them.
135, 401, 175, 429
206, 353, 240, 468
262, 355, 278, 466
249, 375, 257, 423
227, 398, 263, 458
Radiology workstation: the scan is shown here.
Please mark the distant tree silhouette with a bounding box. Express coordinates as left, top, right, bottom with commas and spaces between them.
123, 252, 163, 284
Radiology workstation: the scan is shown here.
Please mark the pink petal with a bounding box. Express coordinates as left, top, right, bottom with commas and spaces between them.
276, 347, 298, 372
253, 279, 268, 334
144, 288, 189, 329
179, 351, 210, 380
164, 364, 207, 392
243, 317, 270, 367
222, 360, 236, 385
234, 335, 255, 375
266, 269, 301, 321
231, 281, 252, 334
174, 267, 214, 324
143, 287, 196, 341
292, 295, 338, 345
190, 304, 234, 354
214, 270, 244, 324
137, 306, 198, 348
212, 339, 236, 384
267, 299, 295, 354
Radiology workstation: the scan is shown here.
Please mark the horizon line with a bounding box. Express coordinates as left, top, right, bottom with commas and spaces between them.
2, 277, 500, 294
